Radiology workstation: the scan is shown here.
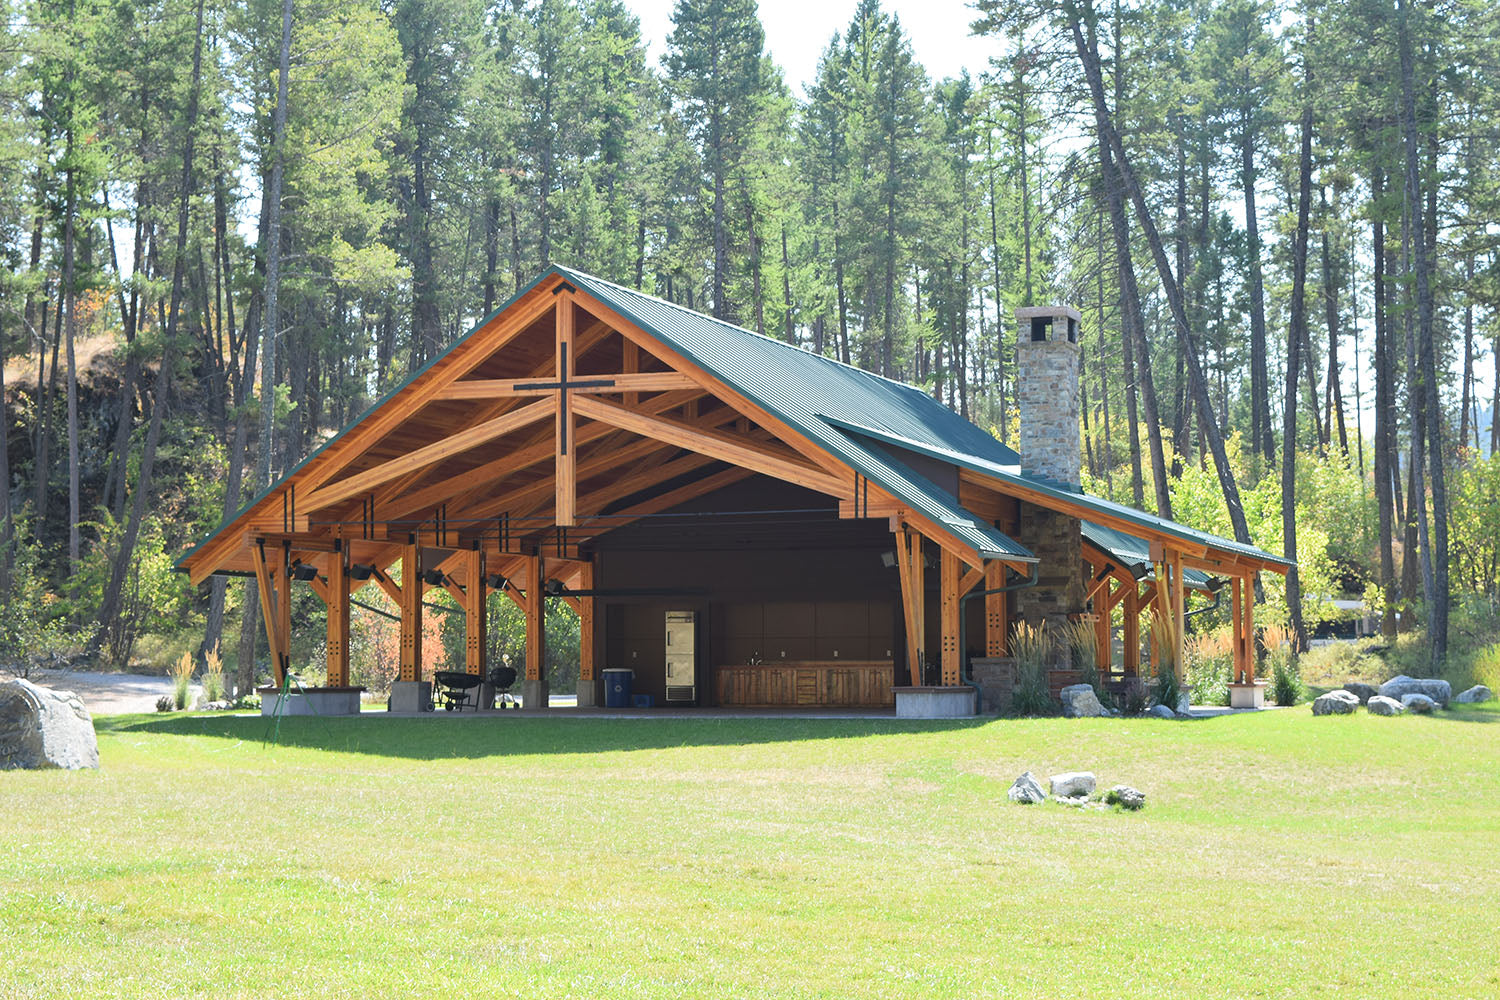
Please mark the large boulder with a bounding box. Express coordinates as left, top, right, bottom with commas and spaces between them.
1059, 683, 1108, 719
1342, 682, 1380, 704
1049, 771, 1096, 798
1007, 771, 1046, 804
0, 678, 99, 770
1378, 675, 1451, 708
1311, 690, 1360, 716
1148, 704, 1176, 719
1400, 693, 1438, 714
1455, 685, 1492, 704
1366, 695, 1405, 716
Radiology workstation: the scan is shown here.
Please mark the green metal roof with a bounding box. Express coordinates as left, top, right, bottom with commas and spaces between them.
1081, 521, 1214, 590
182, 264, 1287, 574
554, 267, 1033, 563
812, 412, 1290, 568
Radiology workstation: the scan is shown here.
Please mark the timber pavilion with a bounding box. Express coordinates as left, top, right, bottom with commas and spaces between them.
178, 266, 1290, 716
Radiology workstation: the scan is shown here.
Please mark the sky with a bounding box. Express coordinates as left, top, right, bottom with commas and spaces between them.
630, 0, 1002, 97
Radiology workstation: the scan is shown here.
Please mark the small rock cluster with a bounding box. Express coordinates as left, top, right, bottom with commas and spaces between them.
1312, 676, 1489, 717
1006, 770, 1145, 811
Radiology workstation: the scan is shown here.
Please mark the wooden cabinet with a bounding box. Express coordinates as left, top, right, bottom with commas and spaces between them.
714, 661, 895, 708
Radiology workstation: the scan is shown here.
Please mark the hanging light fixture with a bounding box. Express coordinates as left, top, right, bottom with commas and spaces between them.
349, 564, 374, 581
486, 573, 509, 591
291, 561, 319, 581
543, 579, 566, 596
421, 568, 445, 586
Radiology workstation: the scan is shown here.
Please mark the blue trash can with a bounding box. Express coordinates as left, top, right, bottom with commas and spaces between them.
603, 668, 634, 708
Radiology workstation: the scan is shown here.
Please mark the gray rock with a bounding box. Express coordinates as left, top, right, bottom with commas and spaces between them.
1176, 691, 1193, 714
1311, 690, 1360, 716
1378, 675, 1451, 708
1059, 683, 1108, 719
1400, 692, 1438, 714
1007, 771, 1046, 804
1148, 704, 1176, 719
1366, 695, 1406, 716
1455, 685, 1492, 704
1049, 771, 1096, 798
1106, 785, 1146, 811
1053, 794, 1090, 806
0, 678, 100, 770
1342, 682, 1380, 704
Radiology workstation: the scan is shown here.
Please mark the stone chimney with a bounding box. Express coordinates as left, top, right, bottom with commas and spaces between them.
1015, 304, 1082, 490
1012, 304, 1085, 635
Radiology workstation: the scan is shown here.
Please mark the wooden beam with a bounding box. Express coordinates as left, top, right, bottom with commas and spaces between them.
465, 549, 486, 677
251, 541, 289, 687
399, 543, 422, 683
524, 554, 544, 682
984, 560, 1008, 657
940, 548, 961, 687
301, 398, 555, 514
326, 546, 350, 686
1169, 548, 1186, 682
1122, 584, 1139, 677
384, 390, 705, 523
894, 527, 923, 686
571, 395, 847, 498
555, 297, 576, 527
434, 371, 696, 399
578, 561, 595, 683
958, 564, 984, 597
1094, 582, 1112, 674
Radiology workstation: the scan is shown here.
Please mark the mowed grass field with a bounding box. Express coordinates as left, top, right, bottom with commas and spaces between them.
3, 705, 1498, 999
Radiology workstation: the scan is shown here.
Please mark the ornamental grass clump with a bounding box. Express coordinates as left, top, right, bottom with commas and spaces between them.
170, 651, 195, 711
1009, 621, 1054, 717
1186, 630, 1233, 707
1263, 625, 1303, 706
201, 643, 225, 704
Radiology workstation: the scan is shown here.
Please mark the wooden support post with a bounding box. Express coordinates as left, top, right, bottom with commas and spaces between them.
984, 560, 1007, 657
578, 560, 595, 683
326, 543, 350, 686
1094, 581, 1112, 675
940, 547, 961, 687
1123, 584, 1140, 677
276, 543, 292, 681
252, 540, 290, 687
525, 553, 544, 681
1169, 549, 1186, 682
555, 295, 576, 527
399, 541, 422, 683
465, 548, 486, 677
894, 527, 924, 686
1230, 576, 1243, 683
1243, 571, 1256, 680
910, 533, 925, 684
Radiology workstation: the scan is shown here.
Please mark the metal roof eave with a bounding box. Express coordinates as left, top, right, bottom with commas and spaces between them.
817, 414, 1293, 571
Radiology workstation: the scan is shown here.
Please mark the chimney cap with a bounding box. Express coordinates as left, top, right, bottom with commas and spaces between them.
1014, 304, 1082, 322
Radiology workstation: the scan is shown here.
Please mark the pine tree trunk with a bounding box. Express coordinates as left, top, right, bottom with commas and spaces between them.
259, 0, 293, 491
1398, 0, 1447, 663
1282, 64, 1314, 654
94, 0, 206, 659
1371, 165, 1398, 640
1241, 117, 1273, 463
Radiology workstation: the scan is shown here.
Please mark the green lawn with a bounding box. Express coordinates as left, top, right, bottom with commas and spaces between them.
3, 706, 1498, 999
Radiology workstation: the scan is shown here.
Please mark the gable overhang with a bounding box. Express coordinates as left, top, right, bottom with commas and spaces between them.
178, 267, 1036, 585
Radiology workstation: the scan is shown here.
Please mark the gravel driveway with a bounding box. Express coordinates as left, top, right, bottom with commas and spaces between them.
16, 670, 200, 716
